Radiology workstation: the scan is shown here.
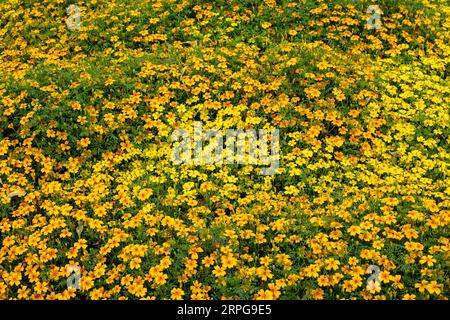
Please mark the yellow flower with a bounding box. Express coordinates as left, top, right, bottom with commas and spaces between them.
8, 272, 22, 286
129, 258, 141, 270
212, 266, 226, 278
419, 255, 436, 267
366, 280, 381, 292
221, 253, 237, 269
202, 256, 215, 268
78, 138, 91, 148
305, 87, 321, 99
415, 280, 428, 293
17, 286, 30, 299
255, 289, 274, 300
170, 288, 184, 300
311, 288, 324, 300
426, 281, 441, 295
137, 188, 153, 201
34, 281, 48, 294
153, 273, 168, 286
256, 267, 273, 281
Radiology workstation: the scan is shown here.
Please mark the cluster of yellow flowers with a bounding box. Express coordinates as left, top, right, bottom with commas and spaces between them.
0, 0, 449, 300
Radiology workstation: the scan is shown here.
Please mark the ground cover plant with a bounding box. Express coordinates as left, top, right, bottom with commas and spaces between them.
0, 0, 449, 300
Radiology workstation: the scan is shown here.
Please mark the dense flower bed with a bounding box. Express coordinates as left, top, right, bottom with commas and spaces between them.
0, 0, 449, 300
